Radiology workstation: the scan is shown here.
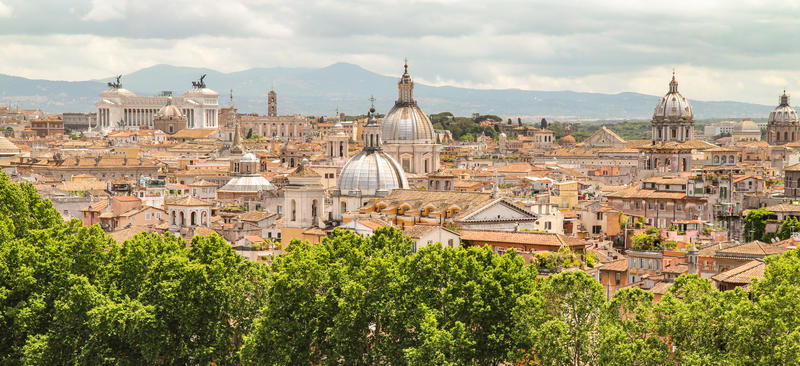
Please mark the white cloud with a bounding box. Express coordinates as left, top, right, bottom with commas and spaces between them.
0, 1, 12, 18
82, 0, 126, 22
1, 0, 800, 105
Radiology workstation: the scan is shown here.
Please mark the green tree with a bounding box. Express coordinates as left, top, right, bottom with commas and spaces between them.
778, 216, 800, 240
534, 271, 605, 366
743, 208, 774, 242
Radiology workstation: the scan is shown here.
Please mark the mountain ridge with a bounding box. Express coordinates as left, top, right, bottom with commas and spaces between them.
0, 63, 775, 120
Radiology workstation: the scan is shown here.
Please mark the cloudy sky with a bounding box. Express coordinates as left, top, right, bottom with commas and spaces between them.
1, 0, 799, 104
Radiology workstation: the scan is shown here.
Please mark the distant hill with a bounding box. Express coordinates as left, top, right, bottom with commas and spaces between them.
0, 63, 776, 120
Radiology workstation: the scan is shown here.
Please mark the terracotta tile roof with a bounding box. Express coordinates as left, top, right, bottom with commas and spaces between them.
716, 241, 787, 258
712, 259, 765, 284
601, 258, 628, 272
239, 210, 274, 222
650, 281, 672, 295
643, 176, 688, 185
171, 129, 218, 139
81, 200, 108, 212
460, 229, 586, 249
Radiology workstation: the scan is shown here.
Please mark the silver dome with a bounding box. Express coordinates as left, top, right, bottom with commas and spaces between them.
653, 74, 693, 122
382, 104, 435, 142
336, 149, 407, 196
769, 92, 798, 124
382, 62, 435, 142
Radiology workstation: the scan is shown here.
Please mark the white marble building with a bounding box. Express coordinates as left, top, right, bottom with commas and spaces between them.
95, 76, 219, 133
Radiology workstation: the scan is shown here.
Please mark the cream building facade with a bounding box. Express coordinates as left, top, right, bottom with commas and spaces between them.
95, 76, 219, 133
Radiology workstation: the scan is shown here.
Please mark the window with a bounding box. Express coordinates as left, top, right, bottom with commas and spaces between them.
146, 213, 151, 220
635, 201, 641, 209
448, 239, 454, 248
596, 212, 603, 220
659, 202, 665, 210
592, 225, 602, 234
544, 221, 552, 230
156, 213, 161, 219
615, 272, 621, 286
676, 203, 683, 211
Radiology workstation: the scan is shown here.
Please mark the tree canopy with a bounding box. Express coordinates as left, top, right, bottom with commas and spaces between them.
1, 174, 800, 364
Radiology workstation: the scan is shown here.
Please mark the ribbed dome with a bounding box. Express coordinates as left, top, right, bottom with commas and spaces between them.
156, 98, 184, 119
653, 74, 693, 122
382, 63, 435, 142
769, 92, 798, 124
336, 149, 407, 196
560, 135, 576, 143
218, 175, 275, 193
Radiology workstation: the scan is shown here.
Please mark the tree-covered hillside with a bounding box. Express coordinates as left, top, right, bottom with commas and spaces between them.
1, 173, 800, 364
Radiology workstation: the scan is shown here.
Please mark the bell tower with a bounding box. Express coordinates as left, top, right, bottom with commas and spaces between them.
267, 89, 277, 117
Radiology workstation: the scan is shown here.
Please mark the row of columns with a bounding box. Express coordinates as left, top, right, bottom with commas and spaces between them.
253, 122, 303, 138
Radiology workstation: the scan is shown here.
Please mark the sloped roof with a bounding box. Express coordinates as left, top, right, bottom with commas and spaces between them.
459, 229, 586, 249
167, 196, 212, 207
712, 259, 765, 284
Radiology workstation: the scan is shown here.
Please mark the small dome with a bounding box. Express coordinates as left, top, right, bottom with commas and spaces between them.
241, 152, 258, 163
183, 88, 219, 97
768, 92, 798, 124
100, 88, 136, 98
653, 74, 693, 122
337, 149, 407, 196
561, 135, 576, 144
734, 120, 759, 133
156, 98, 183, 119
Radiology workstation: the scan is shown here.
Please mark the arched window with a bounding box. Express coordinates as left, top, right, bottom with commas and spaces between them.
291, 200, 296, 221
341, 201, 347, 214
713, 155, 719, 164
682, 158, 688, 172
201, 211, 207, 225
171, 211, 176, 225
785, 131, 789, 141
191, 211, 196, 226
728, 155, 735, 164
180, 211, 185, 226
721, 156, 727, 164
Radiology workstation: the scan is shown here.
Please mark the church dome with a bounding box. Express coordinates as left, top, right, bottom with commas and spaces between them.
337, 107, 407, 196
560, 135, 576, 144
218, 175, 275, 193
241, 152, 258, 163
653, 74, 693, 122
381, 62, 435, 142
768, 91, 798, 124
734, 120, 759, 133
336, 149, 407, 196
156, 98, 183, 119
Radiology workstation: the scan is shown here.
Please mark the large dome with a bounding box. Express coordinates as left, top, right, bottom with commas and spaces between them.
381, 63, 435, 142
336, 149, 408, 196
768, 92, 798, 124
653, 74, 693, 122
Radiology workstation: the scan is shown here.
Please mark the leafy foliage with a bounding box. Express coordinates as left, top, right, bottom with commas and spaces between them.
2, 174, 800, 364
743, 208, 775, 242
